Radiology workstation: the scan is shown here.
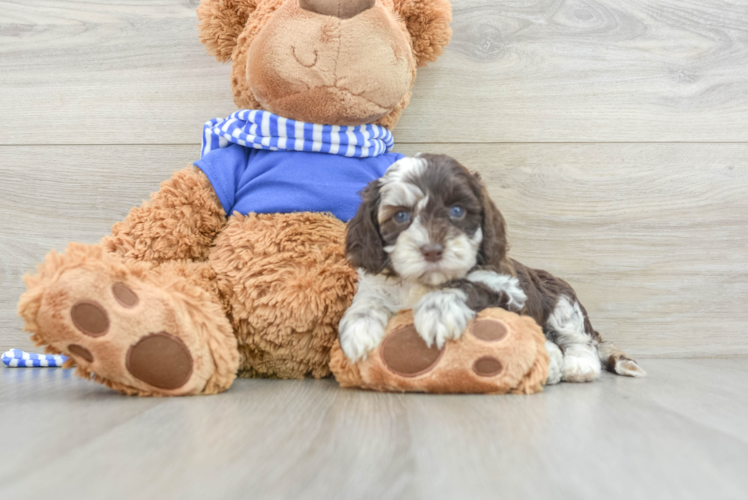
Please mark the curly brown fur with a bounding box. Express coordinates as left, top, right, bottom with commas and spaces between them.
197, 0, 259, 63
102, 167, 226, 263
210, 211, 358, 379
394, 0, 453, 67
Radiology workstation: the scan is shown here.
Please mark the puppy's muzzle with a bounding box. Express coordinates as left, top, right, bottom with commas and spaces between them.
420, 243, 444, 263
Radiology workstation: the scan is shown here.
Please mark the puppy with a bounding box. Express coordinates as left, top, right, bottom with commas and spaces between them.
339, 154, 644, 383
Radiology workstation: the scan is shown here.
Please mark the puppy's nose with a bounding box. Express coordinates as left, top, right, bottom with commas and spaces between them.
299, 0, 375, 19
420, 244, 444, 263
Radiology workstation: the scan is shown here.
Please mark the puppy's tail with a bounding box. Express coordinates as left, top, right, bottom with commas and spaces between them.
597, 341, 646, 377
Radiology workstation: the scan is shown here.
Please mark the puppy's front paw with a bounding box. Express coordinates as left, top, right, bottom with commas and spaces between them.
414, 290, 476, 349
339, 312, 387, 362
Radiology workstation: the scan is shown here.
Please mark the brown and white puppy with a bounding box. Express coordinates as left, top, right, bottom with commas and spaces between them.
339, 154, 645, 383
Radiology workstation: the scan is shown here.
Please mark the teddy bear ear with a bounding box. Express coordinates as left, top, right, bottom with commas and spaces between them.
394, 0, 453, 67
197, 0, 259, 62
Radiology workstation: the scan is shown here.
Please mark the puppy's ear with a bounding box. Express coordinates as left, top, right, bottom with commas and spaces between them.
346, 181, 387, 273
197, 0, 258, 62
394, 0, 452, 67
470, 172, 508, 269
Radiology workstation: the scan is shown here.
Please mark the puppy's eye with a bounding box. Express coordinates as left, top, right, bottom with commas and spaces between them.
449, 206, 465, 218
394, 211, 410, 223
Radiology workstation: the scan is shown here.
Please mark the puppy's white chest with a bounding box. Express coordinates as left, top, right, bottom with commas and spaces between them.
400, 283, 434, 309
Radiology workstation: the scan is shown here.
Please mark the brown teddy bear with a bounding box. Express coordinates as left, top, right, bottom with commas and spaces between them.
18, 0, 452, 396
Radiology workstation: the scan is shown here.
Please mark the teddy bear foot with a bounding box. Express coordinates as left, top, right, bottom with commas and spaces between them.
18, 244, 238, 396
330, 308, 550, 394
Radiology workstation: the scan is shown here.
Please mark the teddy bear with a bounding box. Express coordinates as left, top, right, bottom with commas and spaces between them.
17, 0, 453, 396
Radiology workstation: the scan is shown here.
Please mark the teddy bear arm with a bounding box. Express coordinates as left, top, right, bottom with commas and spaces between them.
102, 166, 227, 264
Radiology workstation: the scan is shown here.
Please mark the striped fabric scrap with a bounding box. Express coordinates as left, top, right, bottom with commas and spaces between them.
2, 349, 68, 368
202, 109, 395, 159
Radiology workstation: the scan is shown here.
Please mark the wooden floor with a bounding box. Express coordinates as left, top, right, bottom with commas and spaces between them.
0, 359, 746, 500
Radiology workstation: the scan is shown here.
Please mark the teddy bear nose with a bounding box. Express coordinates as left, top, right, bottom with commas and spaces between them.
299, 0, 376, 19
420, 244, 444, 263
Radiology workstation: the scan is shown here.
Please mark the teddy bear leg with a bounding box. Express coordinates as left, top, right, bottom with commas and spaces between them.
210, 212, 358, 379
18, 244, 239, 396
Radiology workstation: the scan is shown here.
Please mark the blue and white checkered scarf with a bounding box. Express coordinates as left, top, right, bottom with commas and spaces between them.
202, 110, 394, 159
2, 349, 67, 368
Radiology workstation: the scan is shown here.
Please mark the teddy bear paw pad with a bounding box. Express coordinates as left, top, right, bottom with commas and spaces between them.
70, 300, 111, 337
112, 282, 139, 308
126, 332, 193, 390
473, 356, 504, 377
468, 318, 509, 342
67, 344, 94, 362
381, 325, 444, 377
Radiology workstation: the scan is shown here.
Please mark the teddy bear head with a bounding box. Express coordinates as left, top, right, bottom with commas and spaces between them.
197, 0, 452, 128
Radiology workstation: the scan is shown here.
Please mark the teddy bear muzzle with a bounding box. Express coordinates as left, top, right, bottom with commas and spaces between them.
299, 0, 375, 19
246, 0, 416, 126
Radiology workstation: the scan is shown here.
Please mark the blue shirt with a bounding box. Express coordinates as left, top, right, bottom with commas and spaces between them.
195, 144, 403, 222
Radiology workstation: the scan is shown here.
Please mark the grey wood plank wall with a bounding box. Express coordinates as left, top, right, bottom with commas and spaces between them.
1, 0, 746, 357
